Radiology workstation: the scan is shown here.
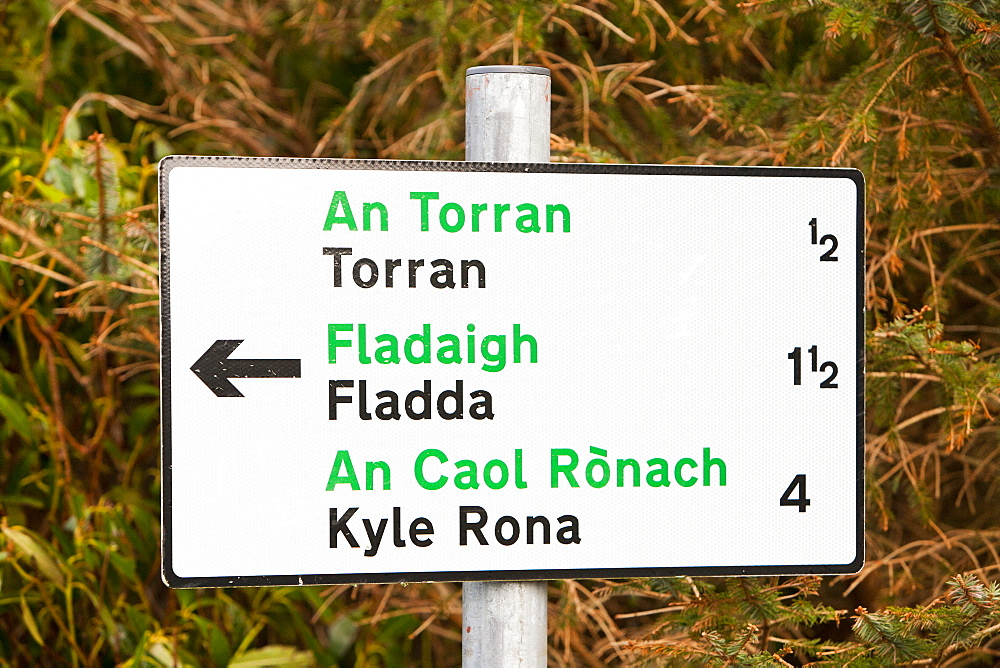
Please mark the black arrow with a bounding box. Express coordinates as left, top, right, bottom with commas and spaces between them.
191, 340, 301, 397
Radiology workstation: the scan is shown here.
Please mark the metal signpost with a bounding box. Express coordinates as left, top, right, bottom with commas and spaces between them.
159, 66, 864, 666
462, 65, 551, 667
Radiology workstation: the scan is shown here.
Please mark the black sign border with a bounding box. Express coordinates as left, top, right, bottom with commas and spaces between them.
159, 155, 866, 588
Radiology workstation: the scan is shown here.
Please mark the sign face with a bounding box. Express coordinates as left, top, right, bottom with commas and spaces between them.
159, 156, 864, 587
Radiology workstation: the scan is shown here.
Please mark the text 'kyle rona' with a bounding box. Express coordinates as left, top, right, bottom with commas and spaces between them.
322, 189, 566, 422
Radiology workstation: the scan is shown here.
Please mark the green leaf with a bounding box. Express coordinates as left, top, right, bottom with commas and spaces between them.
20, 593, 43, 645
229, 645, 315, 667
0, 494, 45, 509
208, 626, 231, 667
147, 639, 187, 667
3, 525, 65, 587
0, 393, 32, 440
108, 550, 137, 581
24, 175, 71, 203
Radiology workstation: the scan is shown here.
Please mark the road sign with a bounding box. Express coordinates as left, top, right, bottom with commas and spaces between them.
159, 156, 864, 587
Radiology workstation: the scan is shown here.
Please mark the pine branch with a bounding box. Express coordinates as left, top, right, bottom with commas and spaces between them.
925, 0, 1000, 162
941, 620, 1000, 658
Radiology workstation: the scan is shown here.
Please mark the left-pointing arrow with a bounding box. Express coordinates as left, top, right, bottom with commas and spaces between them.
191, 340, 302, 397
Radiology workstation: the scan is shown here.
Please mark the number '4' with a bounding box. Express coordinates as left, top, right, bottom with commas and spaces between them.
780, 474, 810, 512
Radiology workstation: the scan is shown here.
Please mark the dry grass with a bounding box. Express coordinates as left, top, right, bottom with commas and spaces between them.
2, 0, 1000, 664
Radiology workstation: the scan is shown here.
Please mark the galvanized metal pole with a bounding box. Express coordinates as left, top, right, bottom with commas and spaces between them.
465, 65, 551, 163
462, 65, 550, 668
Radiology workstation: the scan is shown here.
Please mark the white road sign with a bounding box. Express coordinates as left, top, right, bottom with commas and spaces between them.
159, 156, 864, 587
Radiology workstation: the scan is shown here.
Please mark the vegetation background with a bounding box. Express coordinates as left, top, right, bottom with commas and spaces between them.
1, 0, 1000, 665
